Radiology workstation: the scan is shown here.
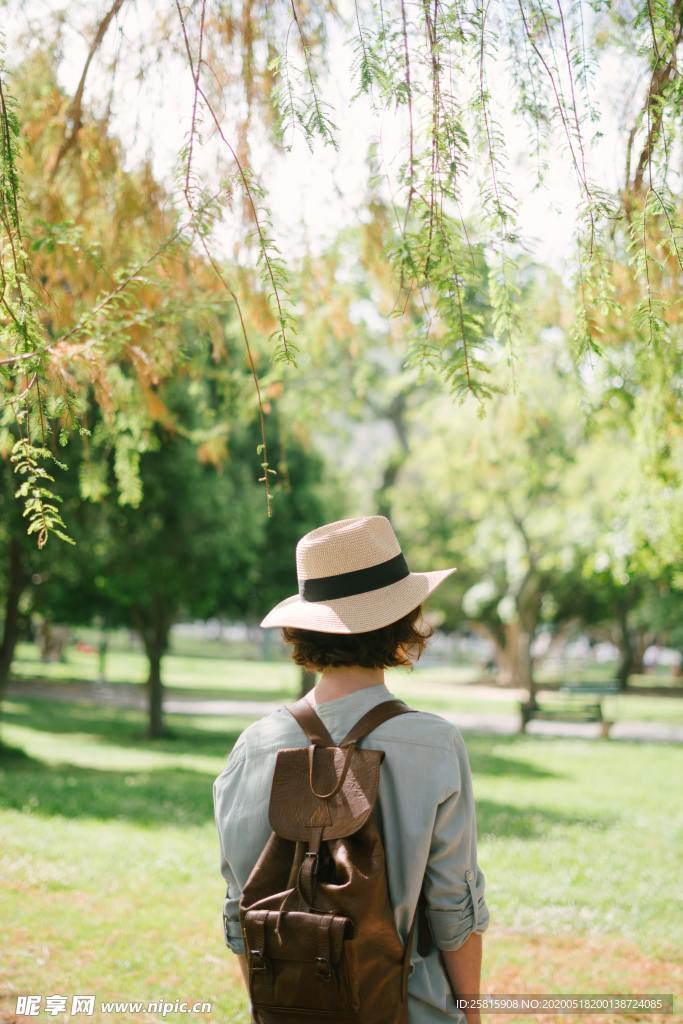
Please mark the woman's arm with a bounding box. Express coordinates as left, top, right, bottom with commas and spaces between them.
441, 931, 483, 1024
423, 728, 489, 1024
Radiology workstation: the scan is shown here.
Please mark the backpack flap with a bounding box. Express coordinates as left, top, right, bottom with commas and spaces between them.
244, 908, 358, 1013
244, 908, 352, 967
268, 746, 384, 842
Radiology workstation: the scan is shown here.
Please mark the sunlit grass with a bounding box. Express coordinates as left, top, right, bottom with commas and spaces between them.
0, 697, 681, 1022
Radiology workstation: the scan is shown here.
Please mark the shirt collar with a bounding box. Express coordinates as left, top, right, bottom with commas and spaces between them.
308, 681, 393, 709
307, 682, 397, 736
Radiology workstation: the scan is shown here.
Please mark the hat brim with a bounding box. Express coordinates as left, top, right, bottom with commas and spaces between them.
259, 567, 457, 634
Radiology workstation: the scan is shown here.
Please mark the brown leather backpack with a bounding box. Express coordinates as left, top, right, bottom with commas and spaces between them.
236, 696, 430, 1023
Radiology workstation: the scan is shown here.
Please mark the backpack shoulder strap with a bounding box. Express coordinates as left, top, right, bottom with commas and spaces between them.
287, 695, 416, 748
286, 696, 335, 746
339, 699, 415, 747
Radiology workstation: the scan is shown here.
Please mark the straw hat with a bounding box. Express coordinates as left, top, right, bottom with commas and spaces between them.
260, 515, 457, 635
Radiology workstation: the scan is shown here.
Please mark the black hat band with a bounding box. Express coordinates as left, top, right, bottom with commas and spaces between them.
299, 551, 410, 602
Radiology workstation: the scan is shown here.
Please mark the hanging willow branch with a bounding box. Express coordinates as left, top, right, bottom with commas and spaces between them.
1, 0, 682, 540
0, 59, 66, 545
630, 0, 683, 194
48, 0, 127, 180
173, 0, 290, 516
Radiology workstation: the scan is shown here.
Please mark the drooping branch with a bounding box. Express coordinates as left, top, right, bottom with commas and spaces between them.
630, 0, 683, 193
2, 0, 683, 545
517, 0, 596, 257
399, 0, 415, 233
173, 0, 279, 516
1, 191, 219, 368
0, 75, 23, 246
48, 0, 127, 180
182, 0, 206, 206
289, 0, 335, 147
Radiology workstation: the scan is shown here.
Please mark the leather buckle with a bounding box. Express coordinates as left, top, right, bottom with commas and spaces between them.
315, 956, 333, 982
303, 851, 319, 873
250, 949, 270, 973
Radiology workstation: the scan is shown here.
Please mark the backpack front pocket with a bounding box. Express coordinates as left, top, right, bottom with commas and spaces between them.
244, 908, 358, 1013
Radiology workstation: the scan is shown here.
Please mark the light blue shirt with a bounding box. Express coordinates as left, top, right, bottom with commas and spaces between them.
212, 683, 490, 1022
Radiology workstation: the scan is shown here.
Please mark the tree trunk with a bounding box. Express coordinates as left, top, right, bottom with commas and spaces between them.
146, 642, 165, 738
630, 629, 653, 677
299, 667, 316, 697
517, 627, 536, 705
615, 606, 633, 692
375, 390, 411, 519
0, 539, 27, 745
516, 569, 542, 706
493, 622, 534, 695
137, 608, 171, 739
491, 627, 517, 687
97, 632, 108, 684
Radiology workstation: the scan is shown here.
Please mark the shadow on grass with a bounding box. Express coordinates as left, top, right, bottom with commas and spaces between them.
475, 797, 613, 838
1, 698, 245, 759
0, 750, 220, 827
0, 703, 244, 828
0, 745, 610, 837
2, 697, 562, 780
465, 739, 562, 781
0, 697, 614, 837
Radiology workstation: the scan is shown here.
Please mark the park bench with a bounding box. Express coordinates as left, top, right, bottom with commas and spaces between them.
519, 688, 614, 737
559, 682, 621, 696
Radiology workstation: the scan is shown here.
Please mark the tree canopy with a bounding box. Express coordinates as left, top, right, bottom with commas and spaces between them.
0, 0, 681, 542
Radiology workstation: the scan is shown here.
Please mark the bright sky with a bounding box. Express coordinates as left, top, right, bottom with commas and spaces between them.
10, 1, 650, 273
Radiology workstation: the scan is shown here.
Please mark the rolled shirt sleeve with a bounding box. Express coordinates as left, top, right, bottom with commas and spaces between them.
213, 748, 247, 956
219, 861, 246, 956
424, 728, 490, 951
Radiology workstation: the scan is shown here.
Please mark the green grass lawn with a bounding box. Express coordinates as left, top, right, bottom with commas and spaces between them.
11, 642, 683, 724
0, 695, 681, 1023
11, 642, 299, 701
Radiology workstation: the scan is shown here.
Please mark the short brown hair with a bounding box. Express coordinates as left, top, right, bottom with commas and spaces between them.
281, 604, 434, 672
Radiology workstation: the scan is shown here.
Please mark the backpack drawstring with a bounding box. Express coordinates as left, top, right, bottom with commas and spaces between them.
273, 885, 298, 945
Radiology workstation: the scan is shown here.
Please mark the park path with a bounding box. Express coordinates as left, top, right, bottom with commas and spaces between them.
6, 678, 683, 743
